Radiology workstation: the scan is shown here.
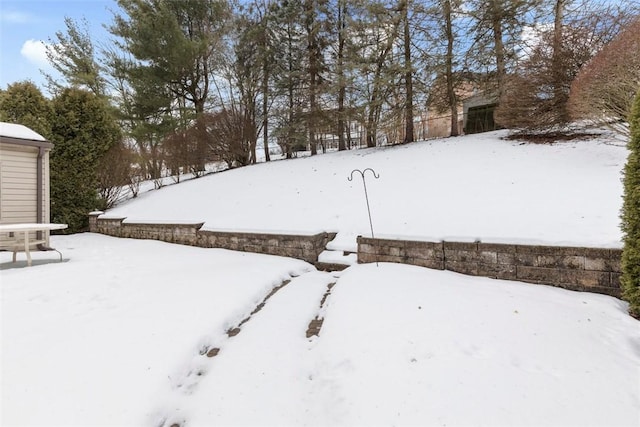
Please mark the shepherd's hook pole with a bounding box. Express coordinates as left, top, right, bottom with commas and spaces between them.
348, 168, 380, 240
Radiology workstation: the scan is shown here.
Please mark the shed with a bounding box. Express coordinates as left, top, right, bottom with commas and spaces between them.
0, 122, 54, 247
462, 91, 500, 134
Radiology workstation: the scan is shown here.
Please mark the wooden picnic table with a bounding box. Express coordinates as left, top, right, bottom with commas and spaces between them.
0, 223, 68, 267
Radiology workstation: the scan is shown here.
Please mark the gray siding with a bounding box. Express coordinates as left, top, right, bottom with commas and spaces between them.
0, 142, 51, 248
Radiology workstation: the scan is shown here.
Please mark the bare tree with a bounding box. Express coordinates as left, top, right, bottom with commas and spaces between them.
569, 17, 640, 137
97, 142, 137, 208
495, 1, 630, 131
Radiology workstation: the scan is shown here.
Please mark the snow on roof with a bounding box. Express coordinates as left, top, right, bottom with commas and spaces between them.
0, 122, 47, 141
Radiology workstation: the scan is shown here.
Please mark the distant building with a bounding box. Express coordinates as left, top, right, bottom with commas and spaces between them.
462, 91, 500, 134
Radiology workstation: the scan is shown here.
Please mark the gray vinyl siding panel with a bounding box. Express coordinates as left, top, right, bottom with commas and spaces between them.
1, 145, 38, 220
43, 151, 50, 225
0, 141, 50, 248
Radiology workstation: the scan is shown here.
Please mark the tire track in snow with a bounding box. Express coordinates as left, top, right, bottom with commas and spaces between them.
152, 270, 339, 427
305, 281, 337, 338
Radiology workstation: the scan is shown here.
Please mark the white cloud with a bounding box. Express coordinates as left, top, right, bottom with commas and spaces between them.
0, 10, 32, 24
20, 39, 51, 68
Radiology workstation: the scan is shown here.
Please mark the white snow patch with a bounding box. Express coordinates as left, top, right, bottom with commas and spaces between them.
0, 121, 47, 141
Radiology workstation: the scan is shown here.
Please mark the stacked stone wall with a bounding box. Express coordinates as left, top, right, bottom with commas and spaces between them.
88, 213, 622, 296
88, 213, 334, 264
358, 237, 621, 297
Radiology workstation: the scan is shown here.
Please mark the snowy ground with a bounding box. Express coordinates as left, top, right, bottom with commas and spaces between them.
2, 128, 639, 426
1, 234, 638, 426
107, 129, 629, 250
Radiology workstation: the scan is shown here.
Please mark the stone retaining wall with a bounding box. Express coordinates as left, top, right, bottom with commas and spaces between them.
89, 213, 622, 297
89, 213, 334, 264
358, 236, 622, 297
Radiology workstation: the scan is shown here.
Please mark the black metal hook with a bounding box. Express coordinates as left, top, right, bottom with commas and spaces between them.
348, 167, 379, 243
348, 168, 380, 182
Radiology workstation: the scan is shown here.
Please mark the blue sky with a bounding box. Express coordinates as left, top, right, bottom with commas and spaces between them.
0, 0, 627, 96
0, 0, 116, 94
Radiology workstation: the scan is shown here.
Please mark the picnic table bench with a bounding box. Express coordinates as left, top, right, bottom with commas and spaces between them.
0, 223, 68, 267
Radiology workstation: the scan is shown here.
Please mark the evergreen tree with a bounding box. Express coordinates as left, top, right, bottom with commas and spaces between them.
352, 0, 404, 147
421, 0, 465, 137
110, 0, 231, 172
465, 0, 541, 97
333, 0, 349, 150
50, 88, 121, 232
271, 0, 308, 158
0, 81, 52, 138
229, 7, 267, 165
45, 17, 107, 97
621, 89, 640, 318
236, 0, 278, 162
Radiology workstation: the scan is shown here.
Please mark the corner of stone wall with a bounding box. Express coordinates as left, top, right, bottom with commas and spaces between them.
96, 217, 126, 237
311, 231, 338, 263
88, 211, 104, 232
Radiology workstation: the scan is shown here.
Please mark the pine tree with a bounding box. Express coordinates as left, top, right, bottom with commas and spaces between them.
353, 0, 404, 147
45, 17, 107, 97
621, 89, 640, 318
421, 0, 465, 138
271, 0, 308, 158
465, 0, 541, 97
110, 0, 231, 172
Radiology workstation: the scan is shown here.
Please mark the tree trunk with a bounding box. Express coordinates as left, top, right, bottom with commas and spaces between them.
337, 0, 347, 151
443, 0, 459, 137
261, 22, 270, 162
287, 85, 294, 159
490, 0, 506, 96
403, 0, 414, 144
247, 105, 257, 164
193, 98, 207, 172
306, 0, 318, 156
552, 0, 568, 122
365, 4, 402, 148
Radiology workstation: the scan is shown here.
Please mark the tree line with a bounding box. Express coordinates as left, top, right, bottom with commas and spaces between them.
1, 0, 639, 233
38, 0, 640, 170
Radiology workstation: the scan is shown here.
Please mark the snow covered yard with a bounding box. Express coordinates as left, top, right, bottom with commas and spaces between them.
2, 234, 639, 426
2, 128, 639, 426
107, 129, 629, 250
0, 234, 313, 426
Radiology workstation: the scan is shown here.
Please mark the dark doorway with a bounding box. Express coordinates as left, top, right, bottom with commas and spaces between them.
465, 104, 500, 134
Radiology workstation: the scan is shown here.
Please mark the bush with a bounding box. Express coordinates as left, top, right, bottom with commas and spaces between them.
50, 88, 121, 232
621, 89, 640, 318
97, 142, 136, 209
0, 81, 52, 138
569, 18, 640, 138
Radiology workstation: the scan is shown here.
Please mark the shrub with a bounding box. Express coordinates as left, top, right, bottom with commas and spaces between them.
621, 89, 640, 318
50, 88, 121, 232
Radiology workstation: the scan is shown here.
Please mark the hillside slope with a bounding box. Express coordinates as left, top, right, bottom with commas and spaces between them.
107, 129, 628, 250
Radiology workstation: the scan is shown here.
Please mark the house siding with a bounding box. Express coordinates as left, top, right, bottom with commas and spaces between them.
0, 142, 50, 247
